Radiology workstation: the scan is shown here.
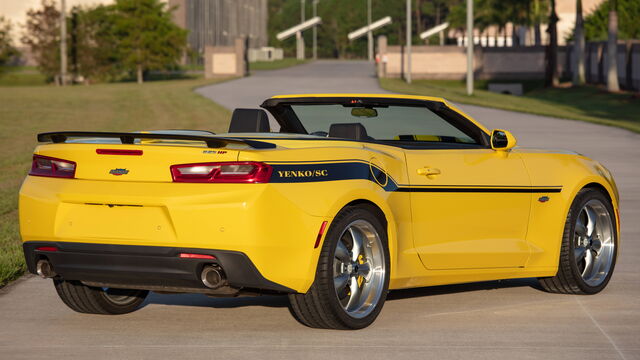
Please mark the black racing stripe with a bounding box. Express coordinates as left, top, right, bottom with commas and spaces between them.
269, 162, 399, 191
265, 159, 369, 164
270, 162, 368, 183
268, 161, 562, 193
396, 184, 561, 189
395, 187, 562, 193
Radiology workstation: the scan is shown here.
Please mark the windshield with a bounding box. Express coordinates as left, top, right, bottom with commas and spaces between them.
289, 104, 477, 144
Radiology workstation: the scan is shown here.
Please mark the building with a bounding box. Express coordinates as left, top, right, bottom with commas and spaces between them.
168, 0, 268, 58
448, 0, 605, 47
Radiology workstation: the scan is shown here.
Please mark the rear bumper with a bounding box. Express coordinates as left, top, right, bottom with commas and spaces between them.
19, 176, 329, 292
23, 241, 294, 294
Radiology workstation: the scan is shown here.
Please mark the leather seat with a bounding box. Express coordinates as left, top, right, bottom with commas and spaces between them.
328, 123, 369, 140
228, 109, 270, 133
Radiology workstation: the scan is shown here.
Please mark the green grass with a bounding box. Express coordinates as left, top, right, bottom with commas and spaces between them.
0, 77, 232, 286
249, 58, 309, 71
0, 66, 48, 86
180, 63, 204, 72
380, 78, 640, 134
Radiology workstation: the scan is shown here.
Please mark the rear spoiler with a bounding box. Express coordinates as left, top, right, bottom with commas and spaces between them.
37, 131, 276, 149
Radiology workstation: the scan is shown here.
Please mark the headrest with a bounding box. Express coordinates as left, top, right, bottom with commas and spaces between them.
228, 109, 270, 133
328, 123, 368, 140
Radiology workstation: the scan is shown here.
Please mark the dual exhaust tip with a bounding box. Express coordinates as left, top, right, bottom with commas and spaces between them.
36, 259, 56, 278
201, 265, 225, 289
37, 259, 226, 290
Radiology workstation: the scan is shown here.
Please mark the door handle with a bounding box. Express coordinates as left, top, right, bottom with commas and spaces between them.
417, 167, 441, 176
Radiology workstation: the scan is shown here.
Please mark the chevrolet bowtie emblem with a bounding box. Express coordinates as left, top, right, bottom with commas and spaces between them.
109, 168, 129, 176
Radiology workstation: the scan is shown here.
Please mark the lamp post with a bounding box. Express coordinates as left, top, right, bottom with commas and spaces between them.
405, 0, 411, 83
367, 0, 373, 61
298, 0, 306, 60
313, 0, 318, 59
60, 0, 67, 85
466, 0, 473, 95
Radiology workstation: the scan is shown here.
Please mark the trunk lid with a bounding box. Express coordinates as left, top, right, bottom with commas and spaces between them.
35, 142, 241, 182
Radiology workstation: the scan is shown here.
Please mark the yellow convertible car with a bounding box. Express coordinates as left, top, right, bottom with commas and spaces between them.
20, 94, 619, 329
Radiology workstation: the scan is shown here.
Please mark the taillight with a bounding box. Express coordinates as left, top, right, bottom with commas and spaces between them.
36, 246, 59, 252
179, 253, 216, 259
29, 155, 76, 178
171, 162, 272, 183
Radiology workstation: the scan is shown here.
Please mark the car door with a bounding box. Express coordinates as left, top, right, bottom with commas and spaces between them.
404, 148, 532, 270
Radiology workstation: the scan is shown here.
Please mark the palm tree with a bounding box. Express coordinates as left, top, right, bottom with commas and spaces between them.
606, 0, 619, 91
545, 0, 559, 87
572, 0, 585, 85
533, 0, 542, 45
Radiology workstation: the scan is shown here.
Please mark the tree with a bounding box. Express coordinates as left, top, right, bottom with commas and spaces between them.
21, 0, 61, 80
583, 0, 639, 41
112, 0, 187, 84
418, 0, 453, 44
573, 0, 585, 85
532, 0, 543, 45
0, 17, 19, 74
504, 0, 531, 46
269, 1, 422, 58
545, 0, 559, 87
606, 0, 619, 92
70, 5, 121, 82
448, 0, 534, 47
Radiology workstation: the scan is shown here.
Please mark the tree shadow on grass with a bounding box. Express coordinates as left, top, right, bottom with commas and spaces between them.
524, 85, 640, 125
117, 71, 202, 83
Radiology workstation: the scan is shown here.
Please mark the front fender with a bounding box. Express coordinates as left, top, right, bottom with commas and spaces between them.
521, 152, 620, 269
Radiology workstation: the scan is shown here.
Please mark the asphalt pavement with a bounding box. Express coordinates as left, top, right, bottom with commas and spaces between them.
2, 60, 638, 360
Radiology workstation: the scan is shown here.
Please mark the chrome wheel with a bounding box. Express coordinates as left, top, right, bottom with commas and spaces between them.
333, 220, 386, 319
573, 199, 615, 287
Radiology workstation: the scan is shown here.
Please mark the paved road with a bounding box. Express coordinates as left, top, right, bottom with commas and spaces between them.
2, 60, 639, 359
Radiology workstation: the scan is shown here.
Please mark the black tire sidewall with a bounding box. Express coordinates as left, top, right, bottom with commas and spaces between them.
95, 287, 149, 314
319, 205, 390, 329
566, 189, 618, 294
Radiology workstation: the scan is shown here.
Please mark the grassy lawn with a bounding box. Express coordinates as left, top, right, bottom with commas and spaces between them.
0, 67, 48, 86
380, 78, 640, 134
0, 78, 232, 286
249, 58, 308, 71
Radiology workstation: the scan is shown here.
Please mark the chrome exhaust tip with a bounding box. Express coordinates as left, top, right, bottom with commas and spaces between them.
36, 259, 56, 278
201, 265, 225, 289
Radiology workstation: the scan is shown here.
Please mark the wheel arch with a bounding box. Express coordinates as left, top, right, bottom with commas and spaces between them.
566, 179, 619, 224
322, 196, 399, 281
582, 182, 613, 203
533, 178, 621, 269
577, 181, 620, 242
343, 199, 388, 226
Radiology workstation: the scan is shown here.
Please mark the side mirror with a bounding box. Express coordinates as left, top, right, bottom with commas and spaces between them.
490, 129, 517, 151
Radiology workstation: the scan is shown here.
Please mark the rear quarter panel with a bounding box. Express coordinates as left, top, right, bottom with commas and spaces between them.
238, 141, 428, 290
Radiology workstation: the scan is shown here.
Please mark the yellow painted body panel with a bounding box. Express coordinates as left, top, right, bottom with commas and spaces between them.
405, 149, 531, 269
19, 94, 620, 293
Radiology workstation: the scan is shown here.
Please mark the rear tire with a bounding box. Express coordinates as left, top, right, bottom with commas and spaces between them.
538, 188, 617, 295
54, 279, 148, 314
289, 205, 390, 329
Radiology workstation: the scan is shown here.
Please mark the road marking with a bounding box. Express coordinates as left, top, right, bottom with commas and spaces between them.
576, 296, 627, 360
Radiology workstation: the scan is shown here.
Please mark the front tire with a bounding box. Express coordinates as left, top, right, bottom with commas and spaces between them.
289, 205, 390, 329
54, 279, 148, 314
538, 188, 617, 294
